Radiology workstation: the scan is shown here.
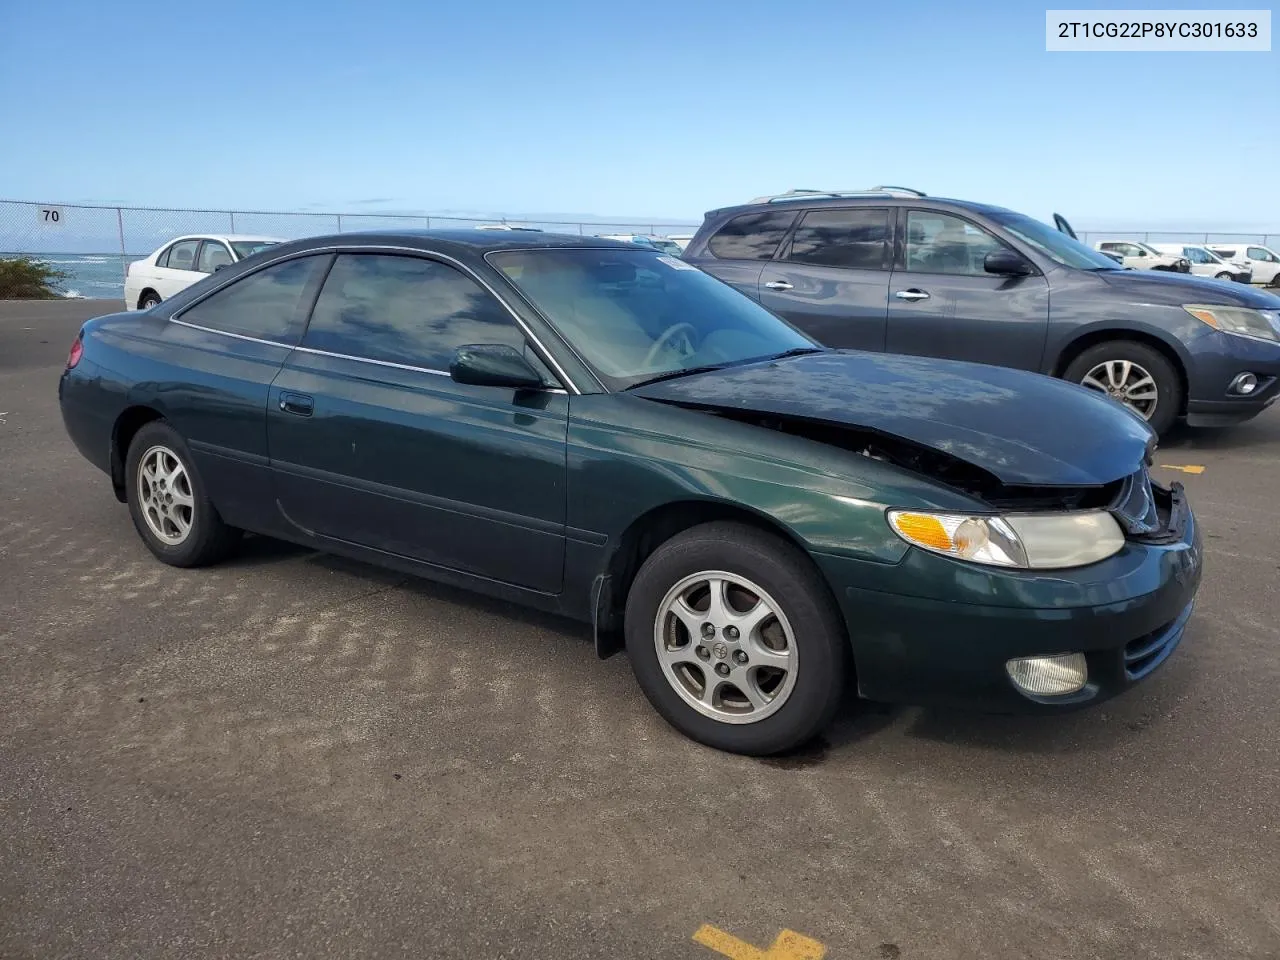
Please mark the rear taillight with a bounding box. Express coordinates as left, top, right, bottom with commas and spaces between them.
67, 335, 83, 369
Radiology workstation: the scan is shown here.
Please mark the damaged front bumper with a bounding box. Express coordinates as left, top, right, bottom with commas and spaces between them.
812, 480, 1203, 713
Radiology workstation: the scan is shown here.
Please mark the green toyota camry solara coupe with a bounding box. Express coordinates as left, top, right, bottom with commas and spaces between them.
59, 231, 1203, 755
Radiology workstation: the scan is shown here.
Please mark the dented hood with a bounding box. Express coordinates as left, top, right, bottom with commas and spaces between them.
629, 351, 1155, 487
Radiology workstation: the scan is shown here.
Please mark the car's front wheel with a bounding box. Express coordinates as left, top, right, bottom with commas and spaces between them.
624, 521, 847, 755
125, 421, 241, 567
1215, 271, 1233, 281
1064, 340, 1181, 436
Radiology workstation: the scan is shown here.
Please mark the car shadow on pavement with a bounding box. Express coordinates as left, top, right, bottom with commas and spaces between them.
1160, 418, 1278, 451
220, 533, 316, 567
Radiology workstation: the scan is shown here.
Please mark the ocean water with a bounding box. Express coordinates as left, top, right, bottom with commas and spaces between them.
2, 253, 130, 300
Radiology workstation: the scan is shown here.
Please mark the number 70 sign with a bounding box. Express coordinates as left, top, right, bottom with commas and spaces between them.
39, 206, 64, 226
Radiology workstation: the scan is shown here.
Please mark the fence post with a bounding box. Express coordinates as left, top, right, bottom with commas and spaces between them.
336, 213, 343, 233
425, 216, 431, 229
229, 211, 236, 232
116, 207, 127, 288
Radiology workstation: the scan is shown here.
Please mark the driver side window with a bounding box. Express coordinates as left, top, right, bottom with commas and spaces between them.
905, 212, 1005, 276
303, 254, 530, 372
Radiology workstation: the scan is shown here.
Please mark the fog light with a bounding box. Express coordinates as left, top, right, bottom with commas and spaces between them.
1229, 373, 1259, 396
1005, 653, 1088, 696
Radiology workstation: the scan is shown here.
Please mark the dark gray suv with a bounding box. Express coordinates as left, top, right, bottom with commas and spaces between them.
683, 187, 1280, 435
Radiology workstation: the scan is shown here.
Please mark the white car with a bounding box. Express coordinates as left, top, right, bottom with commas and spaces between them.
1150, 243, 1252, 283
125, 235, 282, 310
598, 233, 685, 256
1093, 240, 1191, 273
666, 234, 694, 251
1206, 243, 1280, 286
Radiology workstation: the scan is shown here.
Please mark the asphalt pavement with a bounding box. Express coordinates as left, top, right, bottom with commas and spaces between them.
3, 299, 1279, 959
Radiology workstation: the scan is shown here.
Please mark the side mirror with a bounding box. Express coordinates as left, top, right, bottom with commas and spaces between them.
449, 343, 547, 389
214, 263, 229, 271
984, 249, 1033, 276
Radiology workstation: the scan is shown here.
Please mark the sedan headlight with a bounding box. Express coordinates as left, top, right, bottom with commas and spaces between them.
886, 509, 1126, 570
1184, 304, 1280, 342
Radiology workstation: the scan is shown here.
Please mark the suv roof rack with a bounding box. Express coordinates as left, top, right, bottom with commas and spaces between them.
749, 186, 928, 203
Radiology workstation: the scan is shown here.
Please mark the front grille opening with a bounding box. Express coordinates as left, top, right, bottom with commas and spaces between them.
1124, 618, 1179, 679
982, 479, 1123, 512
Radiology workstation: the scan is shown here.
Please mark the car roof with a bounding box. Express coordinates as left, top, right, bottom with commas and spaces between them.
273, 228, 645, 255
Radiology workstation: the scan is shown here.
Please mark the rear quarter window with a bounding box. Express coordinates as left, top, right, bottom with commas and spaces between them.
706, 210, 797, 261
177, 255, 327, 344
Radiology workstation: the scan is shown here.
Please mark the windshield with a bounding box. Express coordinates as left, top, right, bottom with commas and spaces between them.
489, 248, 819, 389
986, 211, 1121, 270
230, 240, 279, 259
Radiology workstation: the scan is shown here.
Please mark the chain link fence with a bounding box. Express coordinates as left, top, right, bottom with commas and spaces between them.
2, 197, 1276, 299
0, 199, 701, 298
1078, 230, 1278, 247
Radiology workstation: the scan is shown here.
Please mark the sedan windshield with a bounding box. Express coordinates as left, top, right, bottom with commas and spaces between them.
986, 212, 1122, 270
230, 240, 279, 259
489, 248, 819, 389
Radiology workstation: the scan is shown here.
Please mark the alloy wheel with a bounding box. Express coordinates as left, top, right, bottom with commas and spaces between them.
1080, 360, 1159, 420
136, 444, 195, 545
653, 570, 798, 725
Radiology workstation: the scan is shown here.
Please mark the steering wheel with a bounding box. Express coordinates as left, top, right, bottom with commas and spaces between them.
642, 322, 698, 369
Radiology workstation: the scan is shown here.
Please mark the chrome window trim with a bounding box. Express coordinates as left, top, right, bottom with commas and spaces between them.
169, 316, 294, 348
169, 243, 582, 395
289, 345, 568, 394
291, 344, 450, 377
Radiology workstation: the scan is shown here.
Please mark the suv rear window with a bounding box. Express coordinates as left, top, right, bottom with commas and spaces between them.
707, 211, 796, 260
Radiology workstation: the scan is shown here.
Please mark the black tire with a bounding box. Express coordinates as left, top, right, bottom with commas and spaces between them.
139, 291, 162, 310
125, 420, 241, 567
1215, 272, 1232, 281
1063, 340, 1182, 437
624, 521, 848, 756
1270, 274, 1280, 289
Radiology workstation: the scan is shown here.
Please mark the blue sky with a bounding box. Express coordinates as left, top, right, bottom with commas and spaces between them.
1, 0, 1276, 229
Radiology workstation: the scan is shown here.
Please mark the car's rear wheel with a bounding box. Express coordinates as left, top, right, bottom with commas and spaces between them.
125, 421, 240, 567
1064, 341, 1181, 436
139, 291, 162, 310
624, 521, 847, 755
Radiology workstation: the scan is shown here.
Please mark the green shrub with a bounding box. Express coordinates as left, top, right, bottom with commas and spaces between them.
0, 256, 70, 299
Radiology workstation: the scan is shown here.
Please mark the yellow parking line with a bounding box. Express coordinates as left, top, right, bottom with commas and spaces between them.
693, 924, 826, 959
1156, 464, 1206, 475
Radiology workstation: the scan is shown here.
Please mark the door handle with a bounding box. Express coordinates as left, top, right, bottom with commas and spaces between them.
279, 392, 314, 417
895, 289, 930, 301
764, 280, 794, 291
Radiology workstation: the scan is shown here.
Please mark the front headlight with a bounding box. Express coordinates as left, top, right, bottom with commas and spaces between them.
886, 509, 1126, 570
1184, 304, 1280, 342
